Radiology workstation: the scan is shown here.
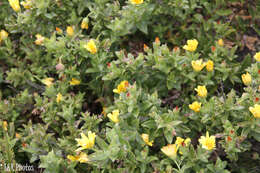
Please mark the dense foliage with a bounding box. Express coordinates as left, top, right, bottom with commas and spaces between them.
0, 0, 260, 172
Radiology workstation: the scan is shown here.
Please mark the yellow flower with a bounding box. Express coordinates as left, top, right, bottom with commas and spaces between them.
3, 121, 8, 131
254, 52, 260, 62
206, 60, 214, 72
81, 19, 89, 30
77, 152, 89, 163
67, 155, 78, 162
0, 30, 8, 40
195, 85, 207, 98
175, 137, 191, 147
84, 39, 97, 54
56, 93, 63, 103
191, 59, 206, 72
42, 78, 54, 87
249, 104, 260, 118
113, 81, 129, 94
175, 137, 184, 147
141, 134, 153, 146
189, 101, 201, 112
107, 109, 120, 123
67, 152, 89, 163
70, 78, 80, 85
8, 0, 21, 12
241, 72, 252, 86
175, 137, 190, 154
217, 39, 224, 46
161, 144, 178, 159
130, 0, 143, 5
199, 131, 216, 150
21, 0, 32, 9
35, 34, 45, 45
66, 26, 74, 36
76, 131, 96, 151
184, 138, 191, 146
183, 39, 198, 52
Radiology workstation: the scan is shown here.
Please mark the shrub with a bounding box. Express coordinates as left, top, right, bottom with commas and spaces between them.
0, 0, 260, 172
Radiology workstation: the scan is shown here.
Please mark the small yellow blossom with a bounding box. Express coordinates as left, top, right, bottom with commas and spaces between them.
66, 26, 74, 36
76, 152, 89, 163
175, 137, 184, 147
113, 81, 129, 94
254, 52, 260, 62
191, 59, 206, 72
217, 39, 224, 46
56, 27, 63, 34
67, 155, 78, 162
241, 72, 252, 86
8, 0, 21, 12
107, 109, 120, 123
130, 0, 143, 5
76, 131, 96, 151
81, 19, 89, 30
67, 152, 89, 163
21, 0, 32, 9
195, 85, 207, 98
42, 78, 54, 87
249, 104, 260, 118
56, 93, 63, 103
175, 137, 191, 147
199, 131, 216, 150
141, 134, 153, 146
189, 101, 201, 112
184, 138, 191, 146
35, 34, 45, 45
3, 121, 8, 131
161, 144, 178, 159
183, 39, 198, 52
70, 78, 80, 85
206, 60, 214, 72
175, 137, 191, 154
0, 30, 8, 40
84, 39, 97, 54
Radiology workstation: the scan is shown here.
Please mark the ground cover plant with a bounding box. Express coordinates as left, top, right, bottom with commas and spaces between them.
0, 0, 260, 172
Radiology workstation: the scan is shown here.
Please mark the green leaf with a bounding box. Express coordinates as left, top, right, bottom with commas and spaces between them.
167, 72, 181, 90
164, 129, 173, 143
39, 150, 61, 172
216, 9, 233, 16
44, 12, 57, 19
107, 145, 120, 162
136, 22, 148, 34
252, 132, 260, 142
96, 136, 109, 149
90, 150, 109, 161
240, 54, 252, 71
141, 120, 157, 128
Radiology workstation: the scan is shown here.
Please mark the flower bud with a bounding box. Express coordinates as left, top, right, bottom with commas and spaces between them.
56, 63, 64, 71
